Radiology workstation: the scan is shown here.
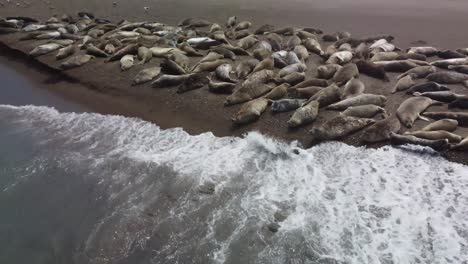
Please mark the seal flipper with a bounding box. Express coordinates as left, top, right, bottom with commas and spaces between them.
418, 114, 430, 122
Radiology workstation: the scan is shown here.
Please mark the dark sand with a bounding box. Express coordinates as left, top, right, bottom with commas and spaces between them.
1, 1, 468, 164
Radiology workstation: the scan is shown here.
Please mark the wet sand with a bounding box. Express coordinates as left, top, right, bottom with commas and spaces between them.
1, 1, 468, 164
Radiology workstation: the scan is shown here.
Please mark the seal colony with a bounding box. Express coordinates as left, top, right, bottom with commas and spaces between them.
1, 13, 468, 154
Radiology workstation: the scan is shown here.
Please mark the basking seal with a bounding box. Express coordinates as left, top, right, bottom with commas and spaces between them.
232, 97, 269, 125
212, 47, 237, 60
161, 59, 187, 75
355, 60, 389, 82
60, 54, 94, 70
317, 64, 342, 79
327, 94, 387, 110
177, 72, 210, 93
271, 99, 306, 113
104, 44, 115, 55
326, 51, 353, 65
448, 97, 468, 109
252, 57, 274, 73
333, 63, 359, 86
370, 52, 398, 62
120, 55, 135, 71
107, 43, 138, 62
303, 38, 324, 55
406, 82, 449, 94
310, 115, 375, 141
427, 71, 468, 84
225, 70, 276, 105
236, 59, 259, 79
360, 116, 401, 143
137, 46, 153, 64
407, 46, 439, 56
397, 97, 441, 128
397, 66, 436, 79
227, 16, 237, 28
404, 131, 462, 143
263, 83, 289, 100
423, 112, 468, 126
448, 65, 468, 74
289, 86, 323, 99
29, 43, 62, 57
276, 72, 306, 86
234, 21, 252, 31
215, 64, 236, 83
293, 79, 329, 88
342, 105, 387, 118
392, 75, 415, 93
279, 63, 307, 78
341, 77, 365, 100
237, 35, 258, 50
208, 80, 236, 94
373, 60, 419, 72
413, 92, 458, 105
151, 74, 192, 88
254, 24, 275, 35
132, 67, 161, 86
86, 44, 109, 57
294, 45, 309, 62
421, 119, 458, 132
430, 58, 468, 69
451, 136, 468, 151
56, 45, 75, 60
178, 42, 203, 57
287, 100, 320, 128
304, 83, 341, 107
437, 50, 465, 59
389, 133, 449, 151
192, 60, 227, 73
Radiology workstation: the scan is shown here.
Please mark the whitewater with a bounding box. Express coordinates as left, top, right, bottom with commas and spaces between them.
0, 104, 467, 264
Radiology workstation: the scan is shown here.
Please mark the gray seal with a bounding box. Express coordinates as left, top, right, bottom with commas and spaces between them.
397, 97, 441, 128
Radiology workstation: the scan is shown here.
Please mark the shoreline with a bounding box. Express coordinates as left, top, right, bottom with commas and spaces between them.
0, 33, 467, 165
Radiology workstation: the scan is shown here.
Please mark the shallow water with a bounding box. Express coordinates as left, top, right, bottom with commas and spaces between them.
1, 105, 467, 264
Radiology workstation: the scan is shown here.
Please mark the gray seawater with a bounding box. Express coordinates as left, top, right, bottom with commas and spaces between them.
0, 104, 468, 264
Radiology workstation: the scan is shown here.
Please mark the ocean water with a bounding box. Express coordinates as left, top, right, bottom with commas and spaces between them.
0, 104, 467, 264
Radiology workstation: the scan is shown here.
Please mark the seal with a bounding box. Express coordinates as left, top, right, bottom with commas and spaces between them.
370, 52, 398, 62
234, 21, 252, 31
327, 94, 387, 110
448, 97, 468, 109
437, 50, 465, 59
294, 45, 309, 62
317, 64, 342, 79
151, 74, 192, 88
254, 24, 275, 35
287, 100, 320, 128
389, 133, 449, 151
231, 97, 269, 125
423, 112, 468, 126
192, 60, 227, 73
120, 54, 135, 71
237, 35, 258, 50
60, 54, 94, 70
421, 119, 458, 132
104, 44, 116, 55
407, 46, 439, 56
427, 71, 468, 84
55, 45, 75, 60
208, 80, 236, 94
341, 77, 365, 100
286, 35, 302, 51
342, 105, 387, 118
391, 74, 415, 93
178, 42, 203, 57
431, 58, 468, 69
132, 66, 161, 86
292, 79, 329, 88
263, 83, 289, 100
396, 53, 427, 61
224, 70, 276, 105
289, 86, 323, 99
448, 65, 468, 74
226, 16, 237, 28
451, 136, 468, 151
310, 115, 375, 141
279, 63, 307, 78
373, 60, 419, 72
406, 82, 449, 94
252, 57, 274, 73
360, 115, 401, 143
177, 72, 210, 93
236, 59, 259, 79
326, 51, 353, 65
215, 63, 237, 83
397, 66, 436, 79
404, 131, 462, 143
137, 46, 152, 64
397, 97, 441, 128
333, 63, 359, 86
355, 60, 389, 82
413, 91, 462, 103
303, 83, 341, 107
271, 99, 306, 113
276, 72, 306, 85
86, 43, 109, 57
29, 43, 62, 57
107, 43, 138, 61
303, 38, 324, 55
212, 47, 237, 60
161, 59, 187, 75
355, 43, 370, 60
